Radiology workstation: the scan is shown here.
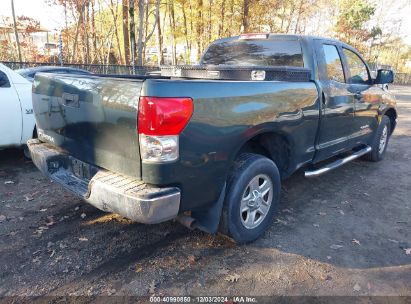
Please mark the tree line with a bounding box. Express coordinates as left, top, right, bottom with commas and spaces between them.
3, 0, 411, 72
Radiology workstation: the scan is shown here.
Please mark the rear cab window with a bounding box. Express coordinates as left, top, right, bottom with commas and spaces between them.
200, 38, 304, 67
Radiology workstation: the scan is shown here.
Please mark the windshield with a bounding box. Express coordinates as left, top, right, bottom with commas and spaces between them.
200, 39, 304, 67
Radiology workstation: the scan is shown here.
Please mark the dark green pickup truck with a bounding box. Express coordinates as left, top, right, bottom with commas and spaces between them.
28, 34, 397, 243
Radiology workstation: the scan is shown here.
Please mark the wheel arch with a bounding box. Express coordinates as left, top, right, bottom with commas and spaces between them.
230, 129, 293, 178
382, 107, 397, 135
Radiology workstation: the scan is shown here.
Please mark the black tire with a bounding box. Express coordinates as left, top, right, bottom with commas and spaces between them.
23, 145, 32, 160
219, 153, 281, 243
364, 115, 391, 162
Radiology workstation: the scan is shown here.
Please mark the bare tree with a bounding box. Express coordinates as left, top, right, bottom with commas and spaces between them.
136, 0, 144, 66
156, 1, 164, 65
10, 0, 22, 62
129, 0, 136, 69
241, 0, 250, 32
122, 0, 130, 64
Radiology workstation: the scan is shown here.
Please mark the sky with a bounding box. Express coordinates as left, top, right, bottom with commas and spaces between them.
1, 0, 65, 31
1, 0, 411, 43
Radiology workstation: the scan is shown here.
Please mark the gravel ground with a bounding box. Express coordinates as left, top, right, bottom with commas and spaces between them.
0, 86, 410, 301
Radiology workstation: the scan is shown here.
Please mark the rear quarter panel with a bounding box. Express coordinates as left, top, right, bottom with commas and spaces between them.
141, 79, 319, 212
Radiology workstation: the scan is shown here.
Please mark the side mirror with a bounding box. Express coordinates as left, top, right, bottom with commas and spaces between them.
374, 69, 394, 84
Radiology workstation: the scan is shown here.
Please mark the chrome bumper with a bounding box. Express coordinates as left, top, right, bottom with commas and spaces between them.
27, 139, 180, 224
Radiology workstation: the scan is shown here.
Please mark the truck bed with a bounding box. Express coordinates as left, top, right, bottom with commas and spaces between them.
32, 71, 319, 201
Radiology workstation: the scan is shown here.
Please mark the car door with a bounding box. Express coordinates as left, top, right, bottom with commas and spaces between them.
314, 40, 356, 162
0, 69, 23, 147
341, 47, 380, 146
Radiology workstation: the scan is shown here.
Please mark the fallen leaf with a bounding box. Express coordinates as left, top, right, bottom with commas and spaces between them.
135, 266, 143, 273
46, 216, 55, 226
225, 273, 240, 282
81, 213, 86, 219
32, 257, 41, 263
330, 244, 343, 250
275, 218, 287, 225
0, 215, 6, 222
187, 255, 196, 264
149, 281, 157, 294
352, 239, 361, 246
4, 181, 14, 185
218, 269, 229, 275
404, 248, 411, 255
353, 283, 361, 292
78, 237, 88, 242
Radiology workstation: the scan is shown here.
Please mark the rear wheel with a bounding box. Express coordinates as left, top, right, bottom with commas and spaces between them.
219, 153, 281, 243
364, 115, 391, 162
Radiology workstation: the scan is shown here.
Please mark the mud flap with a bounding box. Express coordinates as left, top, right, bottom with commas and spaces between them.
191, 183, 226, 234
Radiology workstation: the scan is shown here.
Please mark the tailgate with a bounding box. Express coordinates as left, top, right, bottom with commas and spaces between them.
32, 73, 143, 179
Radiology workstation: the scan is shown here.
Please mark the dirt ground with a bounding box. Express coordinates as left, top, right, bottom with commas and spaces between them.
0, 86, 410, 301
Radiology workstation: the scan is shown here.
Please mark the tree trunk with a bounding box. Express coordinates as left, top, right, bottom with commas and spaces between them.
169, 1, 177, 65
156, 4, 164, 65
11, 0, 22, 62
85, 1, 90, 64
91, 0, 98, 63
122, 0, 130, 64
294, 0, 304, 34
182, 1, 190, 63
129, 0, 136, 70
241, 0, 250, 33
196, 0, 203, 59
218, 0, 225, 38
207, 0, 212, 44
71, 3, 84, 63
136, 0, 144, 66
109, 0, 124, 64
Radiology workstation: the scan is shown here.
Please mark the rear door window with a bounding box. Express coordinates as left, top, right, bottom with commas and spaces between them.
322, 44, 345, 83
201, 39, 304, 67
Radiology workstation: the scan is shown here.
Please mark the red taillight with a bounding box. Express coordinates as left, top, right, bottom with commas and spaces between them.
138, 97, 193, 136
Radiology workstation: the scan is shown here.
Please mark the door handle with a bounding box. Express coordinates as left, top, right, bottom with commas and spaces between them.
354, 92, 363, 100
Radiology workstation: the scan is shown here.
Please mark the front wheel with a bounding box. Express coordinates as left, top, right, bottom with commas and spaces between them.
219, 153, 281, 243
364, 115, 391, 162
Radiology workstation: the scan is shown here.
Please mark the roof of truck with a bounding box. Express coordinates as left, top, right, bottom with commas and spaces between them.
213, 33, 344, 45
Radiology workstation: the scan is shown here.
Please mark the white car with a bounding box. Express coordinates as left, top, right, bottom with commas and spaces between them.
0, 63, 36, 157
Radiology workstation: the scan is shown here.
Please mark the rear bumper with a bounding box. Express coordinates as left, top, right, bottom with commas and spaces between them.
27, 139, 180, 224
